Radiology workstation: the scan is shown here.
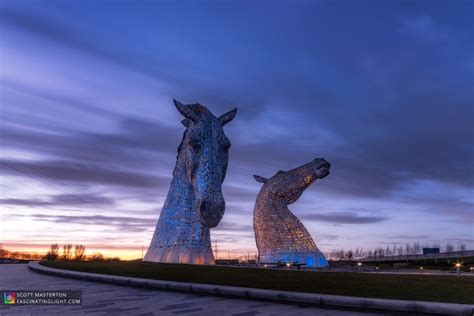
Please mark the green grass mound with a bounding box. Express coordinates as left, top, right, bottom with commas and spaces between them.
42, 261, 474, 304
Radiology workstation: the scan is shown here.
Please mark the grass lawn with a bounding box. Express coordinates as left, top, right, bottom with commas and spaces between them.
41, 261, 474, 304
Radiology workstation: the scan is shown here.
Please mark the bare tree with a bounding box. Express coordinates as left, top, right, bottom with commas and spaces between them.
89, 252, 104, 261
106, 257, 121, 261
413, 242, 421, 254
446, 243, 454, 253
11, 251, 20, 259
331, 249, 345, 261
412, 241, 421, 261
74, 245, 86, 261
0, 245, 8, 258
445, 243, 454, 264
373, 248, 379, 260
62, 244, 73, 261
458, 244, 466, 257
46, 244, 59, 261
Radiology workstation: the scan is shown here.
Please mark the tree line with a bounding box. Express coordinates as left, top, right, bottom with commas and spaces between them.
326, 242, 468, 261
0, 244, 119, 261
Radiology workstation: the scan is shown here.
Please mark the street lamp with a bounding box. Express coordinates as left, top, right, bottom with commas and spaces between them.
375, 266, 379, 273
455, 263, 461, 275
357, 262, 362, 272
420, 266, 423, 274
470, 267, 473, 274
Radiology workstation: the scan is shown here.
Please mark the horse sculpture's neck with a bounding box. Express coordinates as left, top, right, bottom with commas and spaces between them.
167, 148, 195, 211
144, 148, 214, 265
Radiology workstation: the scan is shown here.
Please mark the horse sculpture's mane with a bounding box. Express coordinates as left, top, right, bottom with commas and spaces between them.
174, 103, 208, 174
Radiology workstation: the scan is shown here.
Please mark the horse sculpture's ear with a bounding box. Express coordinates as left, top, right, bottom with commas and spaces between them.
253, 175, 268, 183
181, 119, 192, 128
174, 99, 199, 122
219, 108, 237, 126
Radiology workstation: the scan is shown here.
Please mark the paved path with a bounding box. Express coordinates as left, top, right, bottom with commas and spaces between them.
0, 264, 380, 316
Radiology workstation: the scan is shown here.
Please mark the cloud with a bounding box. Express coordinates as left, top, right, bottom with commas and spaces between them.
0, 193, 115, 207
0, 7, 159, 82
400, 15, 450, 41
1, 79, 122, 120
387, 234, 431, 240
0, 114, 181, 168
316, 234, 339, 241
0, 159, 166, 188
0, 198, 51, 207
0, 6, 268, 121
213, 222, 253, 233
30, 214, 156, 232
2, 6, 472, 201
302, 212, 390, 224
447, 238, 474, 243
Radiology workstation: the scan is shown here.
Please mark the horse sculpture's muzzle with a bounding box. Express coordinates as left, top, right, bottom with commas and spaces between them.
198, 198, 225, 228
313, 158, 331, 179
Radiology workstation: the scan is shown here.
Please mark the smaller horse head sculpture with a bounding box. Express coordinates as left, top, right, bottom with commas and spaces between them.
252, 157, 331, 267
253, 158, 330, 205
174, 99, 237, 228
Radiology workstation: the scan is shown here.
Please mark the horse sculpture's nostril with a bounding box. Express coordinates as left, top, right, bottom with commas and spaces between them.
199, 198, 225, 228
200, 200, 209, 216
314, 158, 330, 170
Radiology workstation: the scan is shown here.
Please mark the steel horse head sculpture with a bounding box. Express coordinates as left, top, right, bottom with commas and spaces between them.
145, 99, 237, 264
253, 158, 331, 267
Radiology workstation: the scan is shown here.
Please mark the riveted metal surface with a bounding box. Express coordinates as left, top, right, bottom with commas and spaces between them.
253, 158, 331, 267
145, 100, 236, 264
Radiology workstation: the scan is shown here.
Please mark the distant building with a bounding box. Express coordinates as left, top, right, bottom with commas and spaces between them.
215, 259, 240, 265
423, 247, 440, 254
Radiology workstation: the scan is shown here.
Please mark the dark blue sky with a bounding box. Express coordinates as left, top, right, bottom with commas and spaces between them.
0, 0, 472, 258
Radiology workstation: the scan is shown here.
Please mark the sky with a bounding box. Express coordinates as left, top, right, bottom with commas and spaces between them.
0, 0, 473, 260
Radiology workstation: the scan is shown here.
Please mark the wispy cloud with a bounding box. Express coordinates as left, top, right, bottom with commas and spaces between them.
387, 234, 431, 240
302, 212, 390, 224
400, 15, 450, 41
30, 214, 155, 233
0, 193, 115, 207
0, 159, 166, 188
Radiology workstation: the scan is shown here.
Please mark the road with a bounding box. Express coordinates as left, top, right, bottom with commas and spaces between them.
0, 264, 382, 316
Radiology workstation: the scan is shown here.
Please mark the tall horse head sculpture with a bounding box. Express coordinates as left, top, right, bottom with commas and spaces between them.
144, 99, 237, 264
253, 158, 330, 267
